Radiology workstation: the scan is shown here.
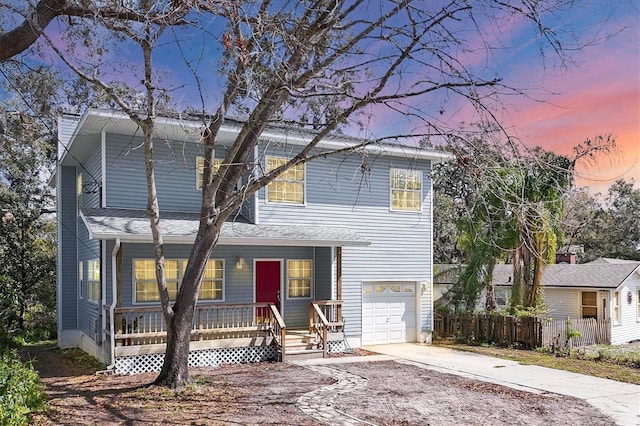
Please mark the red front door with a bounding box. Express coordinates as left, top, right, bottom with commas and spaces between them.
255, 261, 281, 316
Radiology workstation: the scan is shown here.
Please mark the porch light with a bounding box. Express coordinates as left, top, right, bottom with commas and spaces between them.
235, 258, 246, 270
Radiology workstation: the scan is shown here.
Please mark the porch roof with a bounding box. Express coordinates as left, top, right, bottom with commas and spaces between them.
80, 208, 371, 247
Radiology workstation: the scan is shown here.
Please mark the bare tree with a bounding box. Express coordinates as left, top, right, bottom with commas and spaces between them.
1, 0, 603, 389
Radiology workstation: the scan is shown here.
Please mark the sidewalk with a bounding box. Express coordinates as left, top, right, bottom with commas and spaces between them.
353, 343, 640, 426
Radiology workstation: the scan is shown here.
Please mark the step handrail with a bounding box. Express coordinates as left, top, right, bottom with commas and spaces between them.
269, 303, 287, 361
309, 303, 330, 358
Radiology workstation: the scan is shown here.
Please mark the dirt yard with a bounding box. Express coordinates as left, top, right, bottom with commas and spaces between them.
24, 344, 615, 425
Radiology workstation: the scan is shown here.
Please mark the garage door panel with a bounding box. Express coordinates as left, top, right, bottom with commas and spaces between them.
362, 282, 417, 345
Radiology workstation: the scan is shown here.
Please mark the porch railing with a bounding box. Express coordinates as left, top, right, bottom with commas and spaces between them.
104, 303, 286, 352
309, 300, 343, 358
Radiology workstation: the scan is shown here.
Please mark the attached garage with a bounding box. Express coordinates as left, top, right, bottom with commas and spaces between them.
361, 281, 418, 345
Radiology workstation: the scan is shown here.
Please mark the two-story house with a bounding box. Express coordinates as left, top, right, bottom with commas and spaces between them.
56, 108, 450, 374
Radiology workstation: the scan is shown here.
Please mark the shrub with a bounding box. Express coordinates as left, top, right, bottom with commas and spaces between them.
0, 350, 46, 425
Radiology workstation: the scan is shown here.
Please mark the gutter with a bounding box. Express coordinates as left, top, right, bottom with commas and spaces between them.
98, 238, 120, 374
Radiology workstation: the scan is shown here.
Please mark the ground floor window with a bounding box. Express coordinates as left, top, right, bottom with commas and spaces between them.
581, 291, 597, 319
495, 288, 510, 309
287, 260, 312, 298
134, 259, 224, 303
613, 291, 620, 323
87, 259, 101, 302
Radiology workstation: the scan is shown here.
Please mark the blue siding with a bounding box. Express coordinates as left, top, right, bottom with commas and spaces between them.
117, 243, 324, 328
58, 166, 78, 330
105, 134, 205, 211
77, 219, 101, 340
314, 247, 333, 300
257, 151, 433, 338
82, 143, 102, 208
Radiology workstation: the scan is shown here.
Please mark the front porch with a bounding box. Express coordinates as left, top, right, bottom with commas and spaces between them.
104, 300, 345, 374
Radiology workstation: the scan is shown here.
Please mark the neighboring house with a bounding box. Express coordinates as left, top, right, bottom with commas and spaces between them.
434, 259, 640, 345
56, 109, 450, 373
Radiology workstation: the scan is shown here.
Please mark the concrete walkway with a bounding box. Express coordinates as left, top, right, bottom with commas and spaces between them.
352, 343, 640, 426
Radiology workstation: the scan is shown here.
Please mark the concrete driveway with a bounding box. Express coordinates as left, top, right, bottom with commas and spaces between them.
356, 343, 640, 426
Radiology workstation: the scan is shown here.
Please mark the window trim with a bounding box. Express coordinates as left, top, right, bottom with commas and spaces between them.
265, 156, 306, 205
196, 156, 223, 190
132, 258, 225, 305
286, 259, 313, 299
87, 259, 101, 303
613, 291, 621, 324
637, 289, 640, 322
389, 168, 423, 212
78, 261, 84, 299
495, 287, 510, 309
581, 291, 598, 319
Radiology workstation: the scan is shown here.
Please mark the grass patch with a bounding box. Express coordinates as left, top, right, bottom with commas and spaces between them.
434, 338, 640, 385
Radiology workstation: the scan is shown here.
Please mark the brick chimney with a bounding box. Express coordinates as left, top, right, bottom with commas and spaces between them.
556, 252, 576, 264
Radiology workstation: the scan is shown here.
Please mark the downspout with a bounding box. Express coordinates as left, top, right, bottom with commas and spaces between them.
100, 238, 120, 374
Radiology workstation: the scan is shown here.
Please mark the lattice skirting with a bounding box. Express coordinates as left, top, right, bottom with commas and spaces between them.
115, 345, 278, 375
327, 340, 346, 354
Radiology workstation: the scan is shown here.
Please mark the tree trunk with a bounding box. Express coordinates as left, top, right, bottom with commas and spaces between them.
510, 246, 523, 308
484, 259, 496, 311
154, 302, 195, 390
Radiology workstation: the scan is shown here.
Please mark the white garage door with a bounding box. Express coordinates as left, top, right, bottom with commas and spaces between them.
362, 282, 417, 345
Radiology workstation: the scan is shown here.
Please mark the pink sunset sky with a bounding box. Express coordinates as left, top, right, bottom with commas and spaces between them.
470, 3, 639, 194
28, 1, 639, 195
503, 16, 640, 194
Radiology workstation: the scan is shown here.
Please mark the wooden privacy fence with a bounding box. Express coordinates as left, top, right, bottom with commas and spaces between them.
541, 318, 611, 351
434, 313, 611, 350
434, 313, 542, 349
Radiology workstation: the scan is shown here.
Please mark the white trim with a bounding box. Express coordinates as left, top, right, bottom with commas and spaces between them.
285, 259, 313, 300
389, 168, 423, 213
78, 261, 84, 300
64, 109, 453, 165
429, 175, 434, 333
87, 258, 101, 304
101, 131, 106, 207
264, 156, 307, 206
83, 231, 370, 247
253, 145, 260, 224
131, 258, 226, 305
107, 239, 120, 371
330, 246, 336, 300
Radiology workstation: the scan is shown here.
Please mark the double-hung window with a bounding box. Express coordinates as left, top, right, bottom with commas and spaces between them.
266, 156, 305, 204
196, 157, 223, 190
287, 260, 312, 298
390, 168, 422, 211
581, 291, 597, 319
87, 259, 101, 302
613, 291, 620, 324
78, 261, 84, 299
134, 259, 224, 303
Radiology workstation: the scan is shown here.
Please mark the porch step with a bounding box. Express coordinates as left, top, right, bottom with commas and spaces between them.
284, 348, 325, 360
282, 329, 324, 359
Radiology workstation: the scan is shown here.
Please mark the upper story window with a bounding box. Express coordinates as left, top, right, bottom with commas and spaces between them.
133, 259, 224, 303
287, 259, 312, 298
266, 156, 305, 204
196, 157, 223, 190
87, 259, 101, 302
495, 287, 510, 309
390, 168, 422, 211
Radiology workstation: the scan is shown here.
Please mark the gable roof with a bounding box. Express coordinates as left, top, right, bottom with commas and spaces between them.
436, 261, 640, 290
80, 208, 371, 247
